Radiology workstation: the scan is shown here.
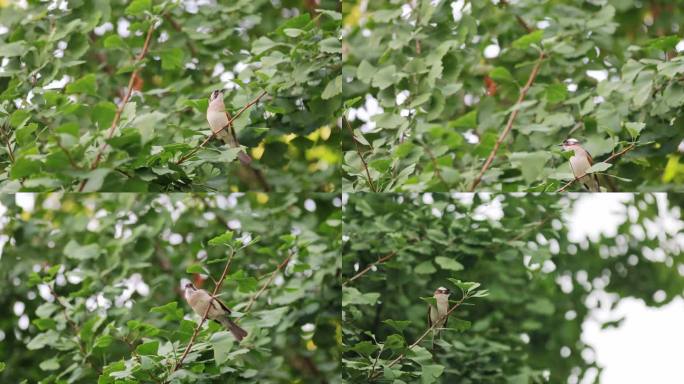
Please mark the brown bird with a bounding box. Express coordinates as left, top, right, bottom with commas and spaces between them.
560, 138, 600, 192
207, 89, 252, 165
184, 283, 248, 341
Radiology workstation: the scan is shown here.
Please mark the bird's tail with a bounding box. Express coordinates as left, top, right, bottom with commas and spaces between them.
218, 316, 248, 341
217, 129, 252, 165
580, 174, 600, 192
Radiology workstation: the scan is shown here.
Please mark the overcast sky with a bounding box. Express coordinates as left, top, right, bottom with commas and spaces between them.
568, 194, 684, 384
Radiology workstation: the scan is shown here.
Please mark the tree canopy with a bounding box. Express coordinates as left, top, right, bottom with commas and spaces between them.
342, 0, 684, 192
342, 193, 684, 383
0, 0, 341, 192
0, 192, 341, 383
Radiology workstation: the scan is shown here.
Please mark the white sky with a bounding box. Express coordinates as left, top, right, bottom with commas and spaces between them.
567, 194, 684, 384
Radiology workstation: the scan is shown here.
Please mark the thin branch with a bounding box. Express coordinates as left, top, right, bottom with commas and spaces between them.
176, 91, 268, 165
171, 247, 236, 373
1, 122, 15, 163
369, 295, 469, 380
469, 51, 545, 191
342, 251, 397, 287
343, 116, 377, 192
368, 344, 385, 379
422, 145, 446, 186
78, 23, 157, 192
555, 142, 637, 192
240, 251, 292, 316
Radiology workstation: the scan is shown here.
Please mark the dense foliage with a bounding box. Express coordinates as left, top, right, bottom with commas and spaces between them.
0, 0, 341, 192
342, 193, 684, 383
342, 0, 684, 192
0, 193, 341, 383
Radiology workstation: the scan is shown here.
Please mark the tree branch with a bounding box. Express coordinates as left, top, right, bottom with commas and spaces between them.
555, 142, 637, 192
343, 116, 377, 192
469, 51, 545, 191
368, 295, 469, 380
240, 250, 292, 317
171, 247, 236, 373
78, 23, 157, 192
342, 251, 397, 287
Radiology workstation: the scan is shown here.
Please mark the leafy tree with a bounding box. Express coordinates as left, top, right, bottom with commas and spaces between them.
342, 193, 684, 383
0, 1, 341, 192
0, 193, 341, 383
342, 0, 684, 192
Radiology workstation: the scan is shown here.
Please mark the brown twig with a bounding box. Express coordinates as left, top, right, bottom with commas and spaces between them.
176, 90, 268, 165
555, 142, 637, 192
78, 23, 157, 192
343, 116, 377, 192
171, 247, 236, 373
342, 251, 397, 287
469, 51, 545, 191
240, 251, 292, 316
423, 145, 446, 186
368, 296, 468, 380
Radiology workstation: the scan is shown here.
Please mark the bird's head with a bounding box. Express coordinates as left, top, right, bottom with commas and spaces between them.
560, 138, 581, 151
209, 89, 224, 102
434, 287, 450, 296
184, 283, 196, 291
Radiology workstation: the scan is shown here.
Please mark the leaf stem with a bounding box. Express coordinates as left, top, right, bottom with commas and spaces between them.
343, 115, 377, 192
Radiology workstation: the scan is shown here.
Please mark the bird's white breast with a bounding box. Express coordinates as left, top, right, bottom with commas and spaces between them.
207, 109, 229, 134
570, 154, 591, 178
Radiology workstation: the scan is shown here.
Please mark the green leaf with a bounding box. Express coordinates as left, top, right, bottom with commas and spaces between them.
39, 357, 60, 371
544, 83, 568, 103
252, 36, 278, 55
342, 287, 380, 306
434, 256, 464, 271
32, 318, 56, 331
208, 231, 235, 246
449, 110, 477, 129
160, 48, 185, 70
92, 101, 117, 129
125, 0, 151, 15
10, 109, 30, 129
625, 122, 645, 139
372, 65, 397, 90
384, 334, 404, 350
136, 341, 159, 356
186, 264, 204, 274
382, 319, 412, 333
10, 156, 41, 179
27, 331, 59, 350
357, 60, 376, 84
103, 35, 126, 49
0, 41, 28, 57
449, 318, 472, 332
489, 67, 514, 83
415, 261, 436, 274
321, 76, 341, 100
352, 341, 377, 357
133, 111, 166, 145
0, 362, 4, 372
210, 331, 235, 365
512, 30, 543, 49
647, 35, 679, 51
448, 279, 480, 293
66, 74, 97, 95
587, 162, 611, 173
150, 301, 183, 321
81, 169, 111, 192
421, 364, 445, 384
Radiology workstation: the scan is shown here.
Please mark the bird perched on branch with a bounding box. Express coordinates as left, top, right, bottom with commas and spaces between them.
560, 138, 600, 192
184, 283, 248, 341
428, 286, 451, 350
207, 89, 252, 165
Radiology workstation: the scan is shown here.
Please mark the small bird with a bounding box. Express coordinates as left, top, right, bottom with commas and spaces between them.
184, 283, 248, 341
560, 138, 600, 192
428, 287, 450, 333
207, 90, 252, 165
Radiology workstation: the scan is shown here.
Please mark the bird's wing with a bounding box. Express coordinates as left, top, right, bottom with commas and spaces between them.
427, 305, 432, 328
210, 296, 232, 314
586, 150, 594, 165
